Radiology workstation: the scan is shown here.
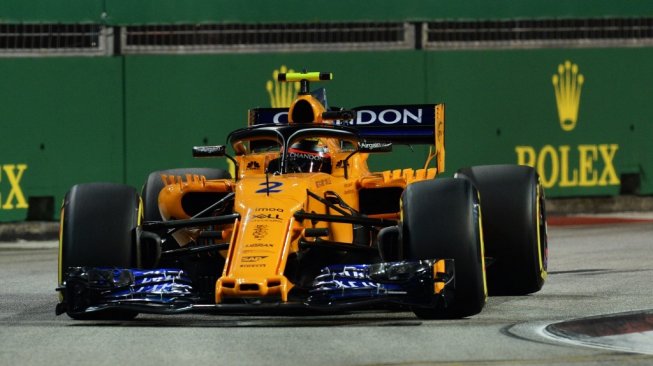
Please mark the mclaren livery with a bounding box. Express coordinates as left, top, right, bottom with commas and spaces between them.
56, 72, 548, 320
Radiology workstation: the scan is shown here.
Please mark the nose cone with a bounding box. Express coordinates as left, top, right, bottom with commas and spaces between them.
216, 177, 307, 303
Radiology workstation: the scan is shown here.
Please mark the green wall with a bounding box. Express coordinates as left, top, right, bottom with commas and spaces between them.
2, 48, 653, 221
103, 0, 653, 25
427, 48, 653, 197
3, 0, 653, 23
0, 57, 124, 221
0, 0, 104, 23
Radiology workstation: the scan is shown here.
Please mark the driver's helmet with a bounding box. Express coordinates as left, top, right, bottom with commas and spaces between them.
287, 139, 331, 173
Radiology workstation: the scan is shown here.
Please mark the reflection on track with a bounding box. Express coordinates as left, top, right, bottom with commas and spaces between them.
68, 311, 424, 328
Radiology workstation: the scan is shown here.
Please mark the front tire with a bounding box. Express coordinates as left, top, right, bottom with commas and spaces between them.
402, 178, 487, 319
59, 183, 141, 320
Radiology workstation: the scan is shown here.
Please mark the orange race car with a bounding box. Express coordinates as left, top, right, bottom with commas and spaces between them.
56, 71, 547, 320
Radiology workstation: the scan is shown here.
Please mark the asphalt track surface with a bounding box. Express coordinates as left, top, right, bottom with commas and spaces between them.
1, 219, 652, 366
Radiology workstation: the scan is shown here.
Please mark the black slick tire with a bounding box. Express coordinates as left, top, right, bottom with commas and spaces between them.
402, 178, 487, 319
456, 165, 547, 295
59, 183, 141, 320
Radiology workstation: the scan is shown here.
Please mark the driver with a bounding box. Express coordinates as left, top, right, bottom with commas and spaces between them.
286, 139, 332, 173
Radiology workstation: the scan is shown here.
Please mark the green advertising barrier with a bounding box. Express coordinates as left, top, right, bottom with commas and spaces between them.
0, 57, 124, 221
1, 48, 653, 221
426, 48, 653, 196
103, 0, 653, 25
0, 0, 104, 23
3, 0, 653, 23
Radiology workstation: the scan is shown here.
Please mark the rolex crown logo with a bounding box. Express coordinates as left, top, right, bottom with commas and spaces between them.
266, 65, 300, 108
552, 60, 584, 132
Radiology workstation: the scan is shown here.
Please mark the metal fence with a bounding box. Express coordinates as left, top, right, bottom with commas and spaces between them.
0, 24, 111, 56
120, 22, 414, 54
423, 18, 653, 49
2, 18, 653, 56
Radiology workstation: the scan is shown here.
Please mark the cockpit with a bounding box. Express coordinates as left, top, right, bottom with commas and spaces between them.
227, 124, 358, 175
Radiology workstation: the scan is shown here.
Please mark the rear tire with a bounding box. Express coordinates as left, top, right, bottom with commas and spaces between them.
59, 183, 141, 320
402, 178, 487, 319
141, 168, 231, 249
456, 165, 547, 295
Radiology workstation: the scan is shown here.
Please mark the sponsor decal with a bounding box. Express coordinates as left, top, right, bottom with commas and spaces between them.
252, 224, 268, 240
262, 107, 432, 127
133, 283, 191, 293
240, 264, 267, 268
340, 268, 367, 279
288, 151, 324, 161
251, 213, 282, 221
552, 60, 584, 132
132, 270, 193, 294
193, 145, 225, 156
516, 144, 619, 189
331, 280, 382, 289
242, 256, 268, 263
358, 141, 392, 151
246, 161, 261, 170
245, 243, 274, 248
515, 61, 619, 189
255, 207, 284, 212
353, 108, 423, 125
252, 102, 436, 130
140, 275, 175, 284
0, 164, 28, 210
315, 178, 331, 188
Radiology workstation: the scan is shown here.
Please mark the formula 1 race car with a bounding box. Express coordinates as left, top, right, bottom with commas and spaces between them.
56, 71, 548, 320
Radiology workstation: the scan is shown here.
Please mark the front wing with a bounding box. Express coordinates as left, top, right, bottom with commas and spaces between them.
56, 259, 455, 317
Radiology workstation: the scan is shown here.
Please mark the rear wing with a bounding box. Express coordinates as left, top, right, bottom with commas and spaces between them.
248, 104, 445, 171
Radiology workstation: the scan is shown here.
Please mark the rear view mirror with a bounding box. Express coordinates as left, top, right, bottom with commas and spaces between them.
192, 145, 239, 180
192, 145, 226, 158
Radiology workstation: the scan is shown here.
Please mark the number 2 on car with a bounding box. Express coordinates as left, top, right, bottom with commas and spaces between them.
255, 181, 283, 194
